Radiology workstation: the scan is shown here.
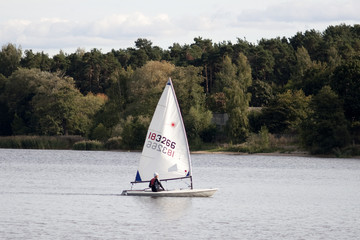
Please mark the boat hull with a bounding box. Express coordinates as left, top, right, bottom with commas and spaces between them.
121, 188, 217, 197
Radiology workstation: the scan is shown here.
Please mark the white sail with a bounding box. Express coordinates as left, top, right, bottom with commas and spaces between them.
134, 78, 192, 182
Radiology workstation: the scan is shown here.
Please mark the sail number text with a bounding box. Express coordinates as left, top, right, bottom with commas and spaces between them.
146, 132, 176, 157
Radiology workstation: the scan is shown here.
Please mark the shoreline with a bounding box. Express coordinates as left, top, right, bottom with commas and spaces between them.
191, 150, 310, 157
191, 150, 360, 159
1, 147, 359, 159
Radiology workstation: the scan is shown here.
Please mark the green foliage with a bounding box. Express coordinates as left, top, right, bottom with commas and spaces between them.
258, 37, 295, 87
219, 128, 277, 154
247, 45, 274, 82
128, 61, 175, 117
105, 137, 122, 150
0, 135, 82, 149
105, 66, 132, 113
0, 73, 6, 91
0, 43, 22, 77
248, 79, 273, 107
350, 121, 360, 144
172, 65, 214, 144
31, 77, 82, 135
300, 86, 350, 154
0, 74, 14, 135
11, 114, 30, 135
90, 123, 109, 142
248, 108, 263, 133
226, 107, 249, 143
289, 29, 325, 61
21, 50, 52, 71
290, 46, 313, 86
299, 61, 329, 96
51, 50, 71, 72
73, 140, 104, 150
172, 65, 205, 115
1, 24, 360, 154
218, 53, 252, 143
5, 68, 48, 133
3, 68, 105, 136
90, 67, 132, 137
323, 24, 360, 61
261, 90, 311, 134
184, 105, 213, 146
259, 126, 270, 148
207, 92, 227, 113
120, 115, 150, 150
287, 47, 329, 95
0, 104, 11, 136
72, 49, 121, 94
333, 145, 360, 158
79, 93, 108, 136
330, 59, 360, 121
214, 55, 237, 92
199, 123, 217, 143
245, 126, 272, 153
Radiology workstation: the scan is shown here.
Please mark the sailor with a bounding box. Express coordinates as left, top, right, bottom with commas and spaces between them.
149, 172, 165, 192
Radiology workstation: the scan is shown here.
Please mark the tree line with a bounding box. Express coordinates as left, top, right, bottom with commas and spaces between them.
0, 24, 359, 154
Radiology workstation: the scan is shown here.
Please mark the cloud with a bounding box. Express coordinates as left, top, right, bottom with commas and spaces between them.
236, 0, 360, 24
0, 12, 184, 51
0, 10, 223, 53
0, 13, 170, 48
90, 12, 176, 38
1, 1, 359, 55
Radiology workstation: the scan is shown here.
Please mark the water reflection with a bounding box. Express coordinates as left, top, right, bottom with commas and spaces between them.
1, 191, 123, 197
2, 149, 360, 240
135, 196, 192, 221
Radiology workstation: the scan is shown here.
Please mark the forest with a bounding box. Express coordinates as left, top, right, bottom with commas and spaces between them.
0, 24, 360, 156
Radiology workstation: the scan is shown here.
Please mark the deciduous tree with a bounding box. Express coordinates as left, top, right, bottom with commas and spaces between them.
128, 61, 175, 116
300, 86, 350, 154
330, 60, 360, 122
0, 43, 22, 77
216, 53, 252, 143
172, 65, 213, 145
261, 90, 310, 134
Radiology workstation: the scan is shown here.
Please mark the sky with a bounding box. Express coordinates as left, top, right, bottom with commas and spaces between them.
1, 0, 359, 56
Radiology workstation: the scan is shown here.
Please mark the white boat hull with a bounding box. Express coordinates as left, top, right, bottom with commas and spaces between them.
121, 188, 217, 197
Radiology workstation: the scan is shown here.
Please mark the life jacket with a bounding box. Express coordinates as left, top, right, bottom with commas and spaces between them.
149, 178, 156, 188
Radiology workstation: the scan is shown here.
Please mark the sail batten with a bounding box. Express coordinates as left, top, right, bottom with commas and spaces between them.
134, 78, 192, 183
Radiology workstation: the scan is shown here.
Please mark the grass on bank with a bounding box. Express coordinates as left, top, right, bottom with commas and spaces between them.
0, 136, 123, 151
1, 133, 359, 157
73, 140, 104, 150
0, 135, 83, 149
204, 131, 300, 154
0, 136, 107, 151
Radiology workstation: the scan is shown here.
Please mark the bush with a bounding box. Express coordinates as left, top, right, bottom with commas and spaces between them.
188, 136, 204, 151
0, 135, 82, 149
217, 129, 300, 154
244, 126, 274, 153
300, 86, 351, 154
91, 123, 108, 142
105, 137, 123, 150
121, 115, 149, 150
73, 140, 104, 150
333, 145, 360, 158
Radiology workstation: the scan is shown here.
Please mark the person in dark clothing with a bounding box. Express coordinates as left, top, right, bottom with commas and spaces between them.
149, 172, 165, 192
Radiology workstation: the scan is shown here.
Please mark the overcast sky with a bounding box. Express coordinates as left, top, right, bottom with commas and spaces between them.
1, 0, 359, 55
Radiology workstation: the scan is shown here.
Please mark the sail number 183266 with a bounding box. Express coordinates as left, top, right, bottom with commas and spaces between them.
146, 132, 176, 157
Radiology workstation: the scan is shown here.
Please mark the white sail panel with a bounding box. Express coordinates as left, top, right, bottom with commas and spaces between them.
136, 79, 191, 182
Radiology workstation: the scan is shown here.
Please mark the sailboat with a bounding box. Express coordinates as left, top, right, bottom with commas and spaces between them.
121, 78, 217, 197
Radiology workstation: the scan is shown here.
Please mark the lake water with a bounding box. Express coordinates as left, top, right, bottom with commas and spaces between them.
1, 149, 359, 240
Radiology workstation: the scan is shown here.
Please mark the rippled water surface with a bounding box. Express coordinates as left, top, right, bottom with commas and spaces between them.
1, 149, 360, 239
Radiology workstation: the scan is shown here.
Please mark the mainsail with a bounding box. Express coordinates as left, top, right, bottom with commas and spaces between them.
134, 78, 192, 186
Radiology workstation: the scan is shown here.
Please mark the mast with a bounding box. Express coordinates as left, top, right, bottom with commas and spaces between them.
168, 78, 193, 189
